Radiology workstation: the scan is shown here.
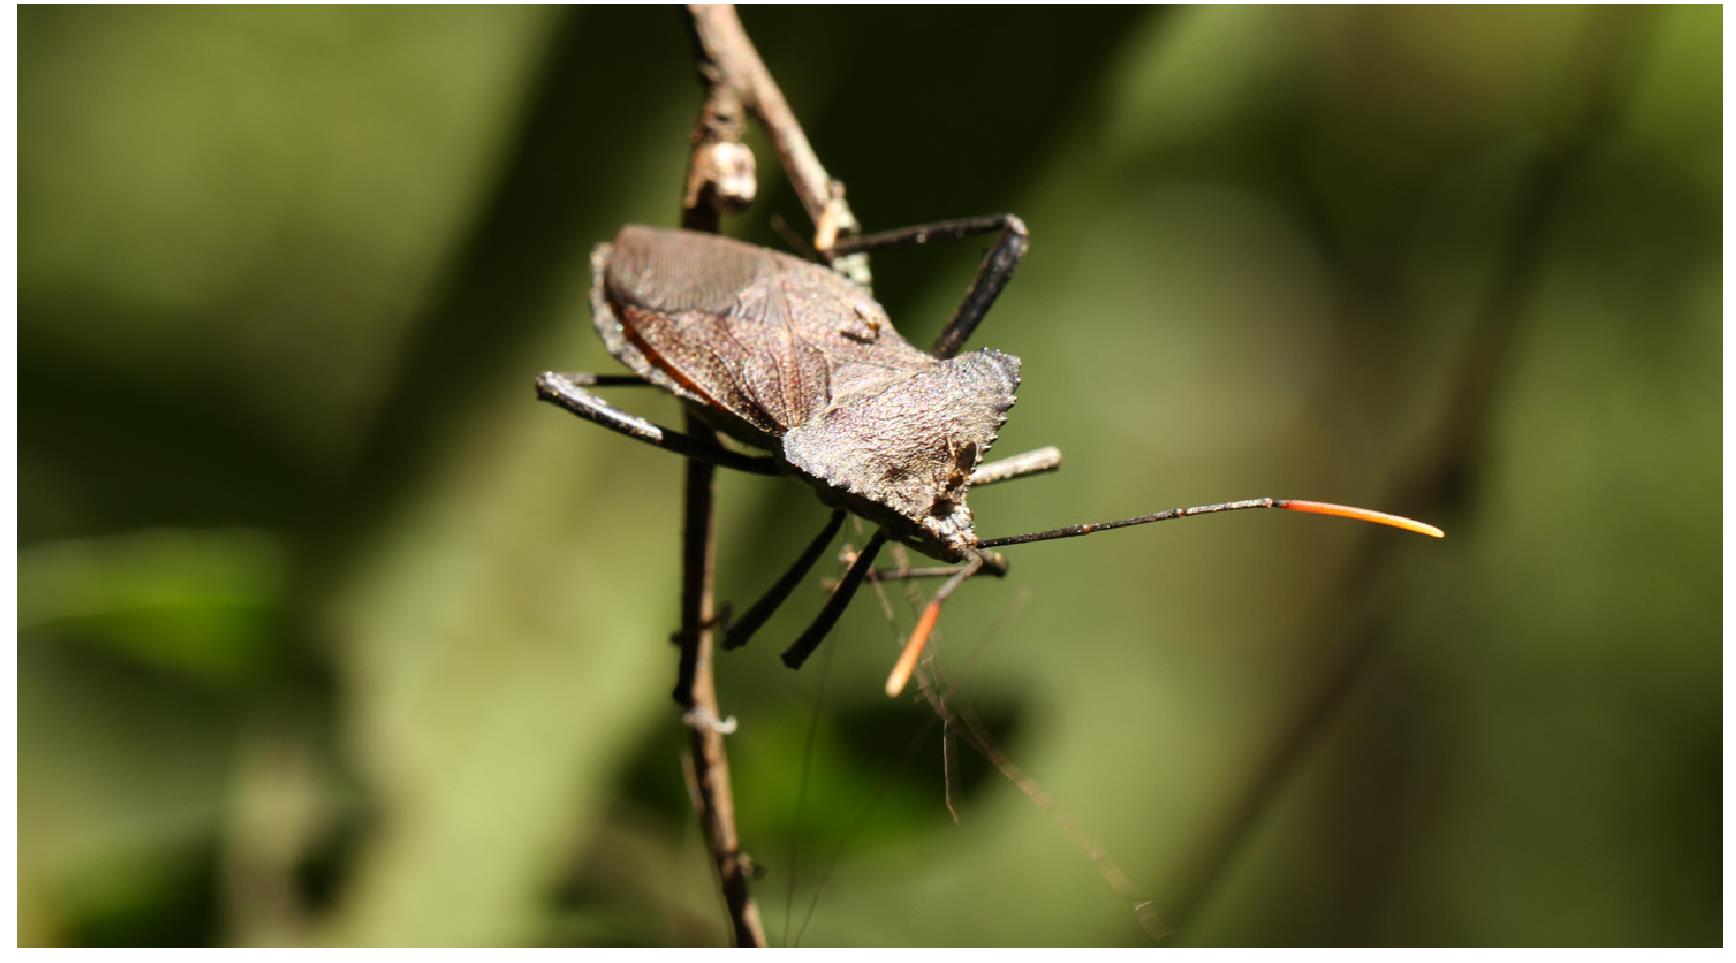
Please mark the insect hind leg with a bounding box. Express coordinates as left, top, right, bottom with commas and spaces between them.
828, 214, 1029, 359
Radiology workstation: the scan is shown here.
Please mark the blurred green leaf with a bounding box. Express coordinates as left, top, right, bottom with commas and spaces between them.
21, 529, 286, 686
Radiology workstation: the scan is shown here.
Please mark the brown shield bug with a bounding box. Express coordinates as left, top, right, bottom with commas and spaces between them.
537, 215, 1442, 698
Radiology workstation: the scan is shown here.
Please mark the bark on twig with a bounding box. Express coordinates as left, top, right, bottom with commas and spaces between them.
672, 4, 868, 947
673, 412, 765, 947
671, 42, 768, 953
685, 4, 869, 283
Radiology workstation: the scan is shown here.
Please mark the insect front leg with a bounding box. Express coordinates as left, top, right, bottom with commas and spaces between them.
535, 372, 782, 475
828, 213, 1029, 358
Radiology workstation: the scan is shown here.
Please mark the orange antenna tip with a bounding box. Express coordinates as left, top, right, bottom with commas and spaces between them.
886, 601, 942, 698
1276, 499, 1444, 538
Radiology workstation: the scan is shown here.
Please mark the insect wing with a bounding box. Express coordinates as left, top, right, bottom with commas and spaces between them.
604, 227, 844, 434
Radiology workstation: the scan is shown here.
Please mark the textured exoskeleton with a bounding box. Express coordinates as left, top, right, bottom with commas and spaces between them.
592, 226, 1020, 563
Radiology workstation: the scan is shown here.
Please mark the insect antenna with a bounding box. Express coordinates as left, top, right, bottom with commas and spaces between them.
979, 497, 1444, 549
874, 499, 1438, 698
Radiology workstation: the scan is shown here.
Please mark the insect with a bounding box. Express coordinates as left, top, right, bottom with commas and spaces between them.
537, 215, 1441, 698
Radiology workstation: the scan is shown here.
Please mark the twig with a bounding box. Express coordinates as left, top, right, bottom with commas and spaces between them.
685, 4, 870, 283
671, 4, 867, 946
672, 411, 764, 947
671, 17, 768, 943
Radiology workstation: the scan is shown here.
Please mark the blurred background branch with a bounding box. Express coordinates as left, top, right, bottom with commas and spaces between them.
1165, 7, 1663, 936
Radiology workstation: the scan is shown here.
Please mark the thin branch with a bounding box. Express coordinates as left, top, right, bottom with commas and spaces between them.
673, 410, 765, 948
671, 9, 768, 941
686, 4, 870, 283
671, 4, 872, 947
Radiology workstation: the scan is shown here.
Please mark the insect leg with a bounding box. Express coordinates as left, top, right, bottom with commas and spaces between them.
536, 372, 782, 475
780, 529, 890, 670
821, 564, 1004, 586
866, 566, 961, 582
722, 509, 847, 650
549, 372, 654, 388
828, 214, 1028, 359
969, 446, 1062, 487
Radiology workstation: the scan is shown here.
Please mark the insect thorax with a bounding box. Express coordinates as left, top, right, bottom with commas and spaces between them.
783, 349, 1021, 562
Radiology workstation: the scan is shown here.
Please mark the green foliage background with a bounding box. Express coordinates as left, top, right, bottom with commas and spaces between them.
18, 6, 1720, 947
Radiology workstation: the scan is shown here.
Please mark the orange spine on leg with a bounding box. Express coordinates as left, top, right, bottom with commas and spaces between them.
885, 601, 943, 698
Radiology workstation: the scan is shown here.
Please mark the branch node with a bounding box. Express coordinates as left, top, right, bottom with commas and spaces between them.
682, 706, 740, 736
